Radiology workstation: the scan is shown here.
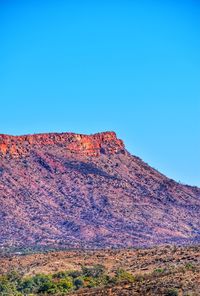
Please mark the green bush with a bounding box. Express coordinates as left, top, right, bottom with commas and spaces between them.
153, 268, 165, 274
74, 278, 84, 289
20, 274, 53, 294
81, 275, 97, 288
0, 275, 22, 296
57, 277, 73, 291
114, 268, 135, 283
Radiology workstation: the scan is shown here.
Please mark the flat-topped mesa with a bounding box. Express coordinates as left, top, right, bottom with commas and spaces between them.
0, 131, 125, 157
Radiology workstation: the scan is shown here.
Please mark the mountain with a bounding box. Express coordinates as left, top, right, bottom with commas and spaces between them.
0, 131, 199, 250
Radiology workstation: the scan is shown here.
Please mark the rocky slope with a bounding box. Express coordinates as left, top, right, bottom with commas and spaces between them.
0, 131, 199, 249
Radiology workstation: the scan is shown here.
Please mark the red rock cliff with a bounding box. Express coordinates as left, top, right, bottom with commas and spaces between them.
0, 131, 125, 157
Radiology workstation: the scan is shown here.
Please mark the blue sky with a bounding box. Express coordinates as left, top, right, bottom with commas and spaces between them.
0, 0, 199, 186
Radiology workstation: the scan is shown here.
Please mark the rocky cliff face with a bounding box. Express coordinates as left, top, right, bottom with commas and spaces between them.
0, 131, 199, 250
0, 132, 125, 157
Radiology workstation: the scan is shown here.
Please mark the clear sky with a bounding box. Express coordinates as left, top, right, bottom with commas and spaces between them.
0, 0, 199, 186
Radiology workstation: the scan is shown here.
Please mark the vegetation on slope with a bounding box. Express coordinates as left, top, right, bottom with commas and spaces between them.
0, 265, 134, 295
0, 246, 199, 295
0, 262, 200, 295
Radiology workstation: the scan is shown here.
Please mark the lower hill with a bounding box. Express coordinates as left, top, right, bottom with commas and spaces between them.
0, 246, 199, 295
0, 131, 199, 249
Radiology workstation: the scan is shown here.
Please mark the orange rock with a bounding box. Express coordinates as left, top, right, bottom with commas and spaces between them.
0, 143, 8, 155
0, 131, 125, 158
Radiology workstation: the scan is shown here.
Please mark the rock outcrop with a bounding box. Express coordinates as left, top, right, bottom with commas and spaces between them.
0, 132, 125, 157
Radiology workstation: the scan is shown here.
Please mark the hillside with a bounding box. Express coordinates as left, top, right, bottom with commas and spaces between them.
0, 131, 199, 250
0, 246, 200, 295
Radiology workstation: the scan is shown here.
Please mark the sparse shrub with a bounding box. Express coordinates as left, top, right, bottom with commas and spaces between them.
81, 264, 105, 278
82, 276, 97, 288
52, 270, 68, 279
154, 268, 165, 273
165, 288, 178, 296
67, 270, 82, 278
185, 263, 195, 271
133, 273, 145, 282
114, 268, 135, 283
97, 274, 111, 286
73, 278, 84, 289
6, 270, 22, 284
56, 277, 73, 291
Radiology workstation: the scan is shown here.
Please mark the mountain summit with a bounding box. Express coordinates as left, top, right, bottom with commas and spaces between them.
0, 131, 199, 250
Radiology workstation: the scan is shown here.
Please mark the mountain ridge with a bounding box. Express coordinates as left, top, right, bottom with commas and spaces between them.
0, 131, 199, 250
0, 131, 125, 157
